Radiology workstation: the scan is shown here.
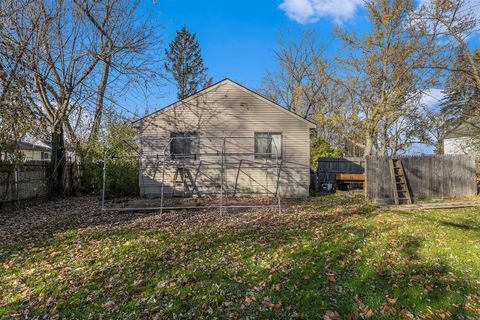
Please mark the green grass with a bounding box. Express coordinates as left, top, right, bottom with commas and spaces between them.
1, 195, 480, 319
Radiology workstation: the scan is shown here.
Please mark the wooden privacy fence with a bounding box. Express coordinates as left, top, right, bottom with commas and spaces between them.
366, 155, 478, 203
0, 161, 83, 206
317, 157, 365, 186
0, 161, 49, 203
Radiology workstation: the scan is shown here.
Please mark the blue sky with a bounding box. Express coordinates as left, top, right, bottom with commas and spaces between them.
127, 0, 480, 119
118, 0, 480, 154
134, 0, 368, 111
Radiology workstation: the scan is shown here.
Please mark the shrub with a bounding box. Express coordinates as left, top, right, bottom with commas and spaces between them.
310, 133, 343, 168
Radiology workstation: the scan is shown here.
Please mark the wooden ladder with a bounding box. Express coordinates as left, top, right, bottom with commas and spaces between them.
389, 158, 412, 205
171, 166, 200, 197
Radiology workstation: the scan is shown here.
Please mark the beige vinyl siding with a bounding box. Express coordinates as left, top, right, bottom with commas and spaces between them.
137, 80, 314, 198
21, 150, 47, 161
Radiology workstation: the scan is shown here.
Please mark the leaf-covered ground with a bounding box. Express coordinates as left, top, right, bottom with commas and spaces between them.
1, 195, 480, 319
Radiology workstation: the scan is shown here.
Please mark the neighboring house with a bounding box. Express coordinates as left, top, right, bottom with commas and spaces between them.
444, 117, 480, 155
0, 140, 52, 161
134, 79, 316, 198
0, 140, 78, 162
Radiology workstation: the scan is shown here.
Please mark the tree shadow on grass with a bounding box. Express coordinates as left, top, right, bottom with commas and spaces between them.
396, 210, 480, 233
282, 229, 478, 319
1, 196, 377, 319
0, 194, 371, 260
440, 220, 479, 231
0, 197, 160, 264
41, 202, 478, 318
399, 234, 423, 260
10, 197, 471, 319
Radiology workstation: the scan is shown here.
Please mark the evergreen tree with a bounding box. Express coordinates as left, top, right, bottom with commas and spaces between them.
441, 48, 480, 122
164, 26, 212, 100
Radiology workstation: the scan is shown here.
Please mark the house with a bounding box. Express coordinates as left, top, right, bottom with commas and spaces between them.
444, 117, 479, 155
0, 140, 52, 161
0, 140, 79, 162
133, 78, 316, 198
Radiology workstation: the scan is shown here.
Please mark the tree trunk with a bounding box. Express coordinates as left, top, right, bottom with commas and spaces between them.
378, 146, 387, 156
49, 122, 66, 197
89, 56, 111, 143
363, 134, 374, 157
436, 139, 444, 155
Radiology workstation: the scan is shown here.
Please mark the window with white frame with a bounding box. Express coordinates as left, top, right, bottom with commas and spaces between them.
254, 132, 282, 159
41, 151, 51, 160
170, 132, 199, 159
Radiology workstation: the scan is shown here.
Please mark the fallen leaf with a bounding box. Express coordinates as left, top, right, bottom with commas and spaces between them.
324, 310, 341, 320
273, 303, 282, 313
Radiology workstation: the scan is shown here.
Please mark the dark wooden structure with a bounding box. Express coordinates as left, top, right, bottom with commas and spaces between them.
316, 157, 366, 190
335, 173, 365, 190
367, 155, 477, 203
317, 157, 365, 183
1, 161, 82, 207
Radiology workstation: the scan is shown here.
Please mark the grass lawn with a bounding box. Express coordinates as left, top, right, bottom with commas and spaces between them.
1, 195, 480, 319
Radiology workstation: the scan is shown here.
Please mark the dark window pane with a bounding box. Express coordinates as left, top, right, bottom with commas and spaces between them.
170, 133, 184, 157
170, 132, 199, 158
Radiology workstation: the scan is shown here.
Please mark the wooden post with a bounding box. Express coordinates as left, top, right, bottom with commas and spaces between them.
233, 160, 242, 197
101, 152, 107, 212
364, 156, 368, 199
14, 165, 19, 210
219, 138, 225, 216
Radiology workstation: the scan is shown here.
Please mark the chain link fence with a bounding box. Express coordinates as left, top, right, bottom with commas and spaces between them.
0, 160, 136, 210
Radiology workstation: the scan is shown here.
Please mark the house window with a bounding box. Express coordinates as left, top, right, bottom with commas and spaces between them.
41, 152, 51, 160
254, 132, 282, 159
170, 132, 199, 159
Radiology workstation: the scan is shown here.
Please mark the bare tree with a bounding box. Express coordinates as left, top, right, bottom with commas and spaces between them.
72, 0, 160, 144
261, 31, 330, 118
402, 0, 480, 153
260, 31, 355, 151
415, 104, 453, 154
376, 101, 427, 155
0, 0, 161, 196
415, 0, 480, 93
0, 0, 42, 155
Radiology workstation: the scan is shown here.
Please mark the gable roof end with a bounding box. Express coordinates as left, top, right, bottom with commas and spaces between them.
132, 78, 316, 128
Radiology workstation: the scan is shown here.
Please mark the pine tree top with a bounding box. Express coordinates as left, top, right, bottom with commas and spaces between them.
164, 25, 212, 100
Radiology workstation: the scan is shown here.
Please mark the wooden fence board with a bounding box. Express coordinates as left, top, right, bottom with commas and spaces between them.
0, 161, 82, 204
366, 155, 477, 203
